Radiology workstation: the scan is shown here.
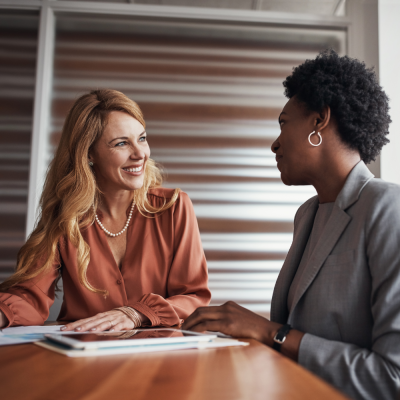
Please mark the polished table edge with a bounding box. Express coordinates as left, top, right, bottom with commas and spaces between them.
2, 326, 350, 400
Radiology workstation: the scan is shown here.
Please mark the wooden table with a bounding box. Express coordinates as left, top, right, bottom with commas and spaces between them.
0, 338, 349, 400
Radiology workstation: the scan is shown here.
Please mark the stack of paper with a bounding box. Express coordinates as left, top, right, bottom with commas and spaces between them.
0, 325, 65, 346
0, 326, 248, 356
36, 337, 248, 357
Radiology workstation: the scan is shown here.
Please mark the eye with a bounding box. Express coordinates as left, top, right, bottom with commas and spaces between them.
139, 136, 147, 142
115, 141, 128, 147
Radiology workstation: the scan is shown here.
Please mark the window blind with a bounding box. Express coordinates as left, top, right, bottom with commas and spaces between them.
47, 15, 344, 317
0, 12, 38, 282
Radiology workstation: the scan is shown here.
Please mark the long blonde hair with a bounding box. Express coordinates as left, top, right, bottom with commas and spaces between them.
0, 89, 179, 295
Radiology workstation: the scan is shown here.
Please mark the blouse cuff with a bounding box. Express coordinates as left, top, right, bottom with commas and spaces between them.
0, 302, 14, 328
129, 302, 161, 327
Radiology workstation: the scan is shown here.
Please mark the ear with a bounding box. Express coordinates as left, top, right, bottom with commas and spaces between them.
314, 105, 331, 132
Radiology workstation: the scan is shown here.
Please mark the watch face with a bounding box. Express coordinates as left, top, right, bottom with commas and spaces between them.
274, 324, 291, 344
274, 337, 286, 344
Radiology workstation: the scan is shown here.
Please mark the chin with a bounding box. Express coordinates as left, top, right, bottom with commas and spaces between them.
281, 174, 310, 187
279, 171, 292, 186
280, 176, 292, 186
119, 179, 145, 191
128, 182, 145, 191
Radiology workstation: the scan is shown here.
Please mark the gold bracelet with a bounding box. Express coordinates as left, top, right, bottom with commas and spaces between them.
116, 306, 142, 329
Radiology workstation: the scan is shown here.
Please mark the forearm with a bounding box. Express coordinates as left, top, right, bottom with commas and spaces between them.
0, 291, 51, 327
299, 333, 400, 400
0, 266, 58, 327
129, 294, 181, 327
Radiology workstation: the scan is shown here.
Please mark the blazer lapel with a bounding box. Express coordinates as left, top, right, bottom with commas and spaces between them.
270, 197, 318, 324
287, 161, 374, 320
287, 205, 351, 319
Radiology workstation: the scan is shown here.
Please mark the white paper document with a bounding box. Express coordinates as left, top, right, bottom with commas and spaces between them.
2, 325, 64, 335
0, 325, 64, 346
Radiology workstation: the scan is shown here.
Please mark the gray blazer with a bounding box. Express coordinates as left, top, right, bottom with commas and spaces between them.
271, 161, 400, 400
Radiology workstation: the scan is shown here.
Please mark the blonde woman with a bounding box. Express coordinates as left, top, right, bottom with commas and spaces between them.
0, 89, 211, 331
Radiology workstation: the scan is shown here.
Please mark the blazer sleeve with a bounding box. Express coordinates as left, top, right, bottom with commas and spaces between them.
0, 254, 60, 327
297, 185, 400, 400
129, 192, 211, 327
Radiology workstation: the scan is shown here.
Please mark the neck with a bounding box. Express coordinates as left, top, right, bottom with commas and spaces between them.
309, 153, 361, 204
98, 190, 134, 219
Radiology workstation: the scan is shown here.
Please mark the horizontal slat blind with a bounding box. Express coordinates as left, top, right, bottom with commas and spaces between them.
0, 12, 38, 282
48, 17, 342, 316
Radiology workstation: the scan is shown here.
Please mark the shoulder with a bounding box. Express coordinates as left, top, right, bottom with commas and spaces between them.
147, 187, 192, 210
147, 187, 190, 202
361, 178, 400, 203
354, 178, 400, 219
354, 178, 400, 232
147, 186, 177, 200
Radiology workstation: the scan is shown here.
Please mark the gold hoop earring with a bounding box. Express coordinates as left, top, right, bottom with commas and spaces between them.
308, 131, 322, 147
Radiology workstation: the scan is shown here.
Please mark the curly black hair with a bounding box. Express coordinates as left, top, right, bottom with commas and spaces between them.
283, 49, 391, 163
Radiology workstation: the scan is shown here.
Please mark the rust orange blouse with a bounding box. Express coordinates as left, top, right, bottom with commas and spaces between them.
0, 188, 211, 328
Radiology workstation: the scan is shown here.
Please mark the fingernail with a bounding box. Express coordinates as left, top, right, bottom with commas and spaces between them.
75, 327, 81, 331
90, 328, 96, 331
60, 326, 66, 331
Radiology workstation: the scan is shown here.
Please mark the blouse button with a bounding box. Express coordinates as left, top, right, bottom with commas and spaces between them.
117, 279, 122, 285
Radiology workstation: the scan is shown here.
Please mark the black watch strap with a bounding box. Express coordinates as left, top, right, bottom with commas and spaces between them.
272, 324, 292, 352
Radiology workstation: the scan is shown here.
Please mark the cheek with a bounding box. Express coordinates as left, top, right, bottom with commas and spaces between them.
281, 137, 307, 171
107, 151, 127, 168
144, 145, 151, 160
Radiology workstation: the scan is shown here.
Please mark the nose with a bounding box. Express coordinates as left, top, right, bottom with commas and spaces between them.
130, 142, 147, 160
271, 136, 280, 154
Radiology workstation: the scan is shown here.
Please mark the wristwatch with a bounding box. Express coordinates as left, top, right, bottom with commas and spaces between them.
272, 324, 292, 352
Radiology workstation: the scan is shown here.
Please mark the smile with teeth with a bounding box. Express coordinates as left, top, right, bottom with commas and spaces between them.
123, 166, 143, 172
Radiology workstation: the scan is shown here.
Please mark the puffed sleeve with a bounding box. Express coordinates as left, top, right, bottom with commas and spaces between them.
129, 192, 211, 326
0, 253, 60, 327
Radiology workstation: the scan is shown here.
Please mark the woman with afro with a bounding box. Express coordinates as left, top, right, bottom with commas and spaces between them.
183, 50, 400, 400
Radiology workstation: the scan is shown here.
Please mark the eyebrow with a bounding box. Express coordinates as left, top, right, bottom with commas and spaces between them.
108, 130, 146, 144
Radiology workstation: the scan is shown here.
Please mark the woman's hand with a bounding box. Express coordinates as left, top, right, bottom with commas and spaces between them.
61, 309, 149, 332
182, 301, 281, 345
182, 301, 304, 361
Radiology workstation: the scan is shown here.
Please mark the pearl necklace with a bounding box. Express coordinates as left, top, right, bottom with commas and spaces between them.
94, 201, 135, 237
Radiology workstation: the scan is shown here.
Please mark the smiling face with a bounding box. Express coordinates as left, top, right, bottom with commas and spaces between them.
89, 111, 150, 193
271, 97, 320, 186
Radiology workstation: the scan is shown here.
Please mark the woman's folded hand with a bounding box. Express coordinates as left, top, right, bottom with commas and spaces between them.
60, 309, 147, 332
